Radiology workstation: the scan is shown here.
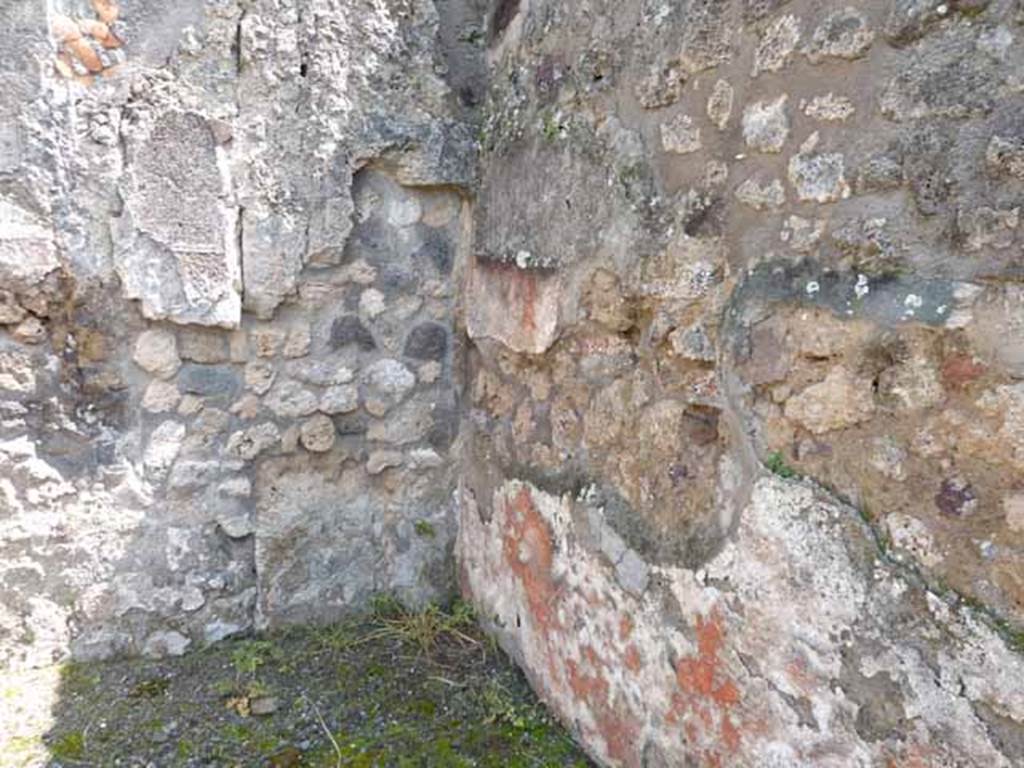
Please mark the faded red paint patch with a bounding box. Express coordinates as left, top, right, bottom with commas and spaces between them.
498, 485, 644, 765
567, 647, 642, 766
885, 742, 936, 768
667, 609, 744, 764
942, 354, 986, 389
619, 615, 634, 641
467, 258, 560, 353
502, 486, 560, 633
623, 644, 642, 672
483, 261, 542, 336
785, 655, 816, 695
675, 613, 735, 705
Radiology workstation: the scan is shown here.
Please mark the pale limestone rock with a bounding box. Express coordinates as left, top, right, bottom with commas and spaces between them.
408, 448, 444, 469
706, 79, 734, 130
219, 477, 252, 498
868, 437, 907, 481
245, 361, 277, 395
0, 291, 26, 324
142, 630, 190, 659
341, 258, 378, 286
288, 358, 355, 387
878, 355, 944, 411
367, 449, 404, 475
299, 414, 336, 453
742, 96, 789, 154
11, 317, 45, 344
886, 513, 943, 567
418, 361, 442, 384
705, 160, 729, 186
359, 288, 387, 319
283, 324, 311, 358
660, 114, 701, 155
252, 328, 285, 358
225, 423, 280, 461
803, 93, 856, 121
362, 359, 416, 417
987, 135, 1024, 179
753, 15, 800, 76
143, 421, 186, 478
735, 178, 786, 210
133, 329, 180, 380
142, 380, 181, 413
217, 511, 254, 539
788, 134, 850, 203
0, 200, 59, 287
321, 384, 359, 414
178, 395, 204, 416
264, 380, 318, 419
366, 400, 433, 444
784, 367, 876, 434
781, 215, 826, 252
957, 207, 1019, 252
230, 394, 261, 419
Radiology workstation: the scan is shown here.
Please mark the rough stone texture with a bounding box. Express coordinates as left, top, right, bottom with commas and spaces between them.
0, 0, 474, 668
458, 0, 1024, 765
4, 0, 1024, 764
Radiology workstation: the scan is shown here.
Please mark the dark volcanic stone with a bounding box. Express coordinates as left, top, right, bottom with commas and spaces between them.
177, 365, 241, 397
404, 322, 449, 361
414, 231, 454, 275
330, 315, 376, 351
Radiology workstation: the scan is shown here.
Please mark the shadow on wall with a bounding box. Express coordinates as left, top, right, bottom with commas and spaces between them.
489, 0, 521, 41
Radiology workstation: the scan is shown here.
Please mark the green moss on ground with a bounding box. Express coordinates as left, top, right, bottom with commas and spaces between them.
26, 600, 590, 767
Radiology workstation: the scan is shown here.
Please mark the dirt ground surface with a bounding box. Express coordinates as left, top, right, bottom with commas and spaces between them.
1, 601, 592, 767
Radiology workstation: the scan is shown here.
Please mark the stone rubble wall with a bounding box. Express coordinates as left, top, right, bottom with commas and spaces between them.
0, 0, 481, 668
3, 0, 1024, 764
459, 0, 1024, 765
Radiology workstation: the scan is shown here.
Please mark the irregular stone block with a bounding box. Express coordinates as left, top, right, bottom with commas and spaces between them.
264, 380, 318, 420
788, 135, 850, 203
660, 114, 701, 154
362, 359, 416, 417
735, 177, 785, 210
299, 414, 336, 453
403, 322, 449, 362
742, 96, 789, 154
752, 15, 800, 76
320, 384, 359, 415
177, 365, 240, 399
706, 79, 734, 130
804, 7, 874, 62
784, 366, 876, 434
133, 329, 181, 380
329, 315, 376, 351
466, 258, 560, 355
0, 200, 59, 289
115, 112, 240, 328
178, 328, 229, 363
254, 463, 378, 626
